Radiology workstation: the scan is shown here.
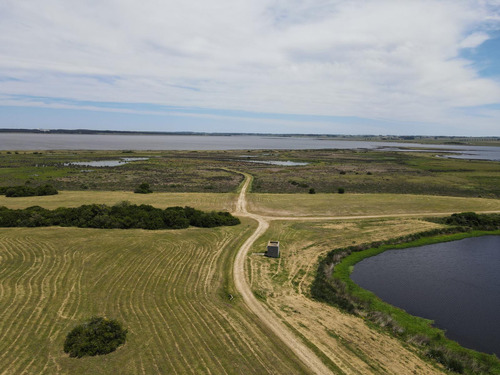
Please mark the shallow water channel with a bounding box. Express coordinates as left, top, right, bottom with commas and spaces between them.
64, 157, 148, 167
350, 236, 500, 356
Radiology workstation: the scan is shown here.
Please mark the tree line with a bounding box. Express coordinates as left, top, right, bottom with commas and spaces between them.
0, 202, 240, 230
0, 184, 58, 197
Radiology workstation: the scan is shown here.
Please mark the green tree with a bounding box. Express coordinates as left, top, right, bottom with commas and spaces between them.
64, 317, 127, 358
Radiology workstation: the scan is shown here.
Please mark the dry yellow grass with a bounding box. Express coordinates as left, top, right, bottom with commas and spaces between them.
0, 191, 237, 211
248, 193, 500, 217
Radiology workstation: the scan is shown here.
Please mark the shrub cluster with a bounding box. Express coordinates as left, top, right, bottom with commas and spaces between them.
134, 182, 152, 194
289, 180, 309, 188
0, 202, 240, 230
433, 212, 500, 230
0, 184, 58, 197
64, 317, 127, 358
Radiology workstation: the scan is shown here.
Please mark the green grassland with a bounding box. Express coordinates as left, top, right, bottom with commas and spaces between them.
0, 221, 310, 375
1, 149, 499, 198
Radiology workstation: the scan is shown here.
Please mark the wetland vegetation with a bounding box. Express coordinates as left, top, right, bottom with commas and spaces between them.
1, 149, 499, 198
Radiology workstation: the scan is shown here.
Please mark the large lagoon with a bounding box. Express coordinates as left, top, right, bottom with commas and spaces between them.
351, 236, 500, 356
1, 133, 499, 161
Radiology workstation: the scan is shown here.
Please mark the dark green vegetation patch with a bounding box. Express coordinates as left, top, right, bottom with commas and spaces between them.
0, 184, 58, 197
64, 317, 127, 358
0, 202, 240, 229
431, 211, 500, 230
134, 182, 152, 194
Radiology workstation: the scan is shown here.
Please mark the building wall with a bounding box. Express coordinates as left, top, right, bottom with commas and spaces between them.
266, 245, 280, 258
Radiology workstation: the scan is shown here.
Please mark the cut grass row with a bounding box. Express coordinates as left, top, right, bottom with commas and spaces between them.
0, 222, 309, 375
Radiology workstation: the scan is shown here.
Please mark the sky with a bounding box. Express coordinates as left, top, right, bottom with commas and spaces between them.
1, 0, 500, 135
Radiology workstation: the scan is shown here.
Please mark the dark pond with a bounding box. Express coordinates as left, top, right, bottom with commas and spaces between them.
350, 236, 500, 356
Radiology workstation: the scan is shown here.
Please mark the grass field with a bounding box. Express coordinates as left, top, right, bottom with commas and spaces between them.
248, 193, 500, 217
246, 217, 446, 374
0, 191, 237, 211
3, 191, 499, 220
0, 221, 309, 375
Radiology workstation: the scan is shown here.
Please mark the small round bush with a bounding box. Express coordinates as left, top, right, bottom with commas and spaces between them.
134, 182, 152, 194
64, 316, 127, 358
338, 187, 345, 194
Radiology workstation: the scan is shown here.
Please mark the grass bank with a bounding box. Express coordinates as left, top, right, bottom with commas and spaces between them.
314, 229, 500, 374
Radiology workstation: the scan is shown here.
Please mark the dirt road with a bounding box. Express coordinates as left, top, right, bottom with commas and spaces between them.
233, 174, 334, 375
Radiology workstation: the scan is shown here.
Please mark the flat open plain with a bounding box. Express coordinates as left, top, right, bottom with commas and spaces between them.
1, 149, 500, 374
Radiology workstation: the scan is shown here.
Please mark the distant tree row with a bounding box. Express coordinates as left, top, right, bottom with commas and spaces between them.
0, 202, 240, 230
433, 212, 500, 231
0, 184, 58, 197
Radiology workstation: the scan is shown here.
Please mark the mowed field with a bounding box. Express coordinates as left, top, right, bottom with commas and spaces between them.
248, 193, 500, 217
0, 191, 237, 211
0, 222, 309, 374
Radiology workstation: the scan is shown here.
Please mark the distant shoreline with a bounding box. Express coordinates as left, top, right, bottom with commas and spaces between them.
1, 128, 499, 147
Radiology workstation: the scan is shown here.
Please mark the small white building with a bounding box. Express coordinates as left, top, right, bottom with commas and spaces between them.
266, 241, 280, 258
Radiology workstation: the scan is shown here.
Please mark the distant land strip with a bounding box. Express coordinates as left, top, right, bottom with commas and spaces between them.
1, 128, 499, 143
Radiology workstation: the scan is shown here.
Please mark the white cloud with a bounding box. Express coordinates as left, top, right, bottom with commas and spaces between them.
0, 0, 500, 133
459, 32, 490, 48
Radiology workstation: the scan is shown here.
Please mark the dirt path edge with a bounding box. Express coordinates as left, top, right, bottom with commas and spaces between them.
233, 173, 334, 375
